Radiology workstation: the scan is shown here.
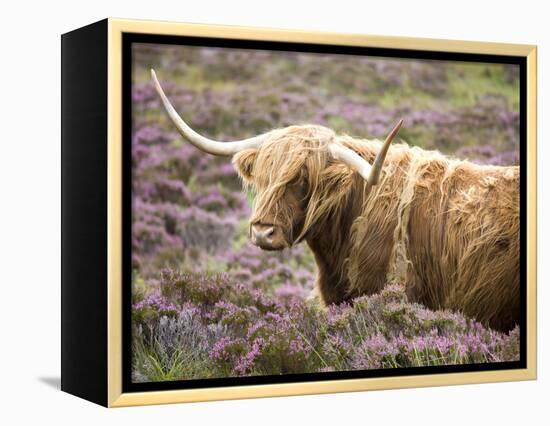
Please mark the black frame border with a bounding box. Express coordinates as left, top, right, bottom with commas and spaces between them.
122, 32, 527, 394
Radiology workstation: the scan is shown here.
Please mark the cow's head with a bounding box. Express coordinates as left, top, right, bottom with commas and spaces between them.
151, 69, 402, 251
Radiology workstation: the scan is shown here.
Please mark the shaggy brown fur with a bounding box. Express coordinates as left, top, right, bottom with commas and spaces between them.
232, 125, 520, 331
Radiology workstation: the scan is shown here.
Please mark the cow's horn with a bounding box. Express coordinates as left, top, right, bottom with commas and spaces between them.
328, 143, 375, 182
328, 119, 403, 185
367, 119, 403, 185
151, 69, 266, 156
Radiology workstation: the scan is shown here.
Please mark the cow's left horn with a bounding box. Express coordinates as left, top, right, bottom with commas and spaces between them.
151, 69, 267, 156
367, 119, 403, 185
328, 119, 403, 185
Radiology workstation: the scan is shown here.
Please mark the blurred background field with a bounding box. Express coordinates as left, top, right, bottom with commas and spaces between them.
131, 43, 520, 383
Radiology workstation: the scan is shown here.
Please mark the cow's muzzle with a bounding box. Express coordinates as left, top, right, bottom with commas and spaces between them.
251, 223, 287, 251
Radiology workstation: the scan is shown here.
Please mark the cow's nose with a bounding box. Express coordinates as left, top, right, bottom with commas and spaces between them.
251, 224, 275, 247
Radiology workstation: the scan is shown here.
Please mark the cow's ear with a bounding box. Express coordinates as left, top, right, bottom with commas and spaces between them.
232, 149, 258, 182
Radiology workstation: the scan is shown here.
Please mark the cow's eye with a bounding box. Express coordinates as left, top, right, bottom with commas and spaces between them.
290, 176, 304, 188
289, 176, 308, 200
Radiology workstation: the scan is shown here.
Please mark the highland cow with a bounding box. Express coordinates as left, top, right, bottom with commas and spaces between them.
151, 69, 520, 332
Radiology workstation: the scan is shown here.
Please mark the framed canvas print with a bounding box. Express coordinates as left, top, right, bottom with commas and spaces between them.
61, 18, 537, 407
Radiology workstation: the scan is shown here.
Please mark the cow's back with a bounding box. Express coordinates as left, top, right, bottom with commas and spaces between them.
404, 159, 520, 331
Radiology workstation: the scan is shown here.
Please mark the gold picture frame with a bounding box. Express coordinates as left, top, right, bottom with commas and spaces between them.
61, 17, 537, 407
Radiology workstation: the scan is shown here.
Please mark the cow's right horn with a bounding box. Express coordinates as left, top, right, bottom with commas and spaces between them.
151, 69, 267, 156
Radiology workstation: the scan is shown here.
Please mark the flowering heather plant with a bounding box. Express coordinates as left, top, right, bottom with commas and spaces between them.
130, 43, 521, 382
132, 276, 519, 382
